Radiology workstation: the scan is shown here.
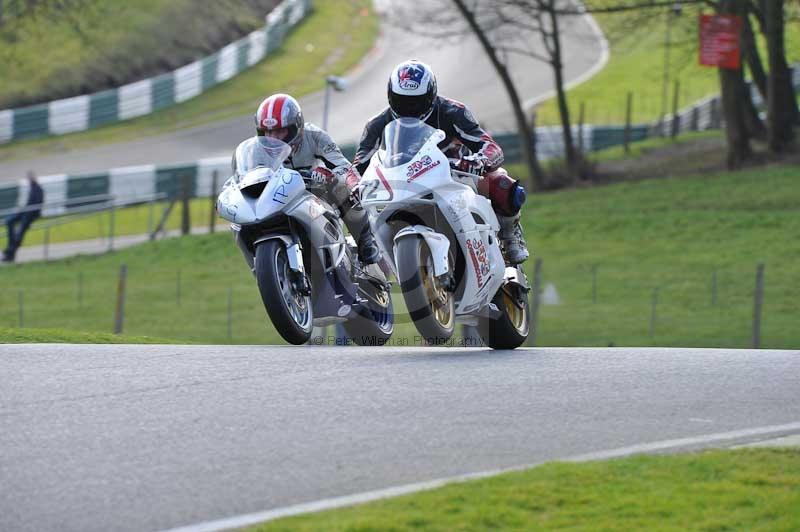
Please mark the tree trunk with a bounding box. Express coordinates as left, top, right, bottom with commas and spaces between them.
718, 0, 752, 169
719, 66, 753, 168
547, 2, 577, 182
742, 12, 767, 101
765, 0, 796, 152
451, 0, 545, 191
741, 13, 766, 141
741, 68, 766, 140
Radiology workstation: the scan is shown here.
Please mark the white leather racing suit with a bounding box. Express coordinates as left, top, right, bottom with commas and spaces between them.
280, 123, 375, 260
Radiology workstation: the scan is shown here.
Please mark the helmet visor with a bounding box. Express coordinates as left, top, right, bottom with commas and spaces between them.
390, 93, 432, 119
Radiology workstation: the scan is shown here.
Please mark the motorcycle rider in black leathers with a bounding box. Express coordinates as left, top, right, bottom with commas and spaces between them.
250, 93, 380, 264
353, 59, 529, 264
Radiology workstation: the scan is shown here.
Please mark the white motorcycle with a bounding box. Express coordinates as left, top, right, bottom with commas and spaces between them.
359, 118, 530, 349
216, 136, 394, 346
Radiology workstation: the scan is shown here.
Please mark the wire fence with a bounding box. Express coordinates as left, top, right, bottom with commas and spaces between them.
490, 64, 800, 163
0, 252, 792, 349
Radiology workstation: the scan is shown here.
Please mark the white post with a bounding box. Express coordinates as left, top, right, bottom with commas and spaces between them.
323, 82, 332, 131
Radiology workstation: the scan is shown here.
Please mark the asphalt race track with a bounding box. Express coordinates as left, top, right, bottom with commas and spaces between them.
1, 345, 798, 532
0, 0, 604, 181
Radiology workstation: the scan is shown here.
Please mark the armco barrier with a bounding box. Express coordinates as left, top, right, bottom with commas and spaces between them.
0, 158, 230, 215
0, 0, 312, 144
0, 122, 683, 214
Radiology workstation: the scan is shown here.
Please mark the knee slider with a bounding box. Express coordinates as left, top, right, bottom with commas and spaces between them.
478, 168, 525, 216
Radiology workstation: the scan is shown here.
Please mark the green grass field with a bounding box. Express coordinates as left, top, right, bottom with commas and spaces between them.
0, 0, 278, 108
1, 162, 797, 348
534, 2, 800, 126
0, 0, 378, 161
249, 448, 800, 531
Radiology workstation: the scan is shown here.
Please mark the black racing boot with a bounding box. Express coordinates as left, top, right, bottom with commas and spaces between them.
356, 229, 381, 265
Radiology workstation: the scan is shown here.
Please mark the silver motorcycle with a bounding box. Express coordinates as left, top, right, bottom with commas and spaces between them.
216, 136, 394, 345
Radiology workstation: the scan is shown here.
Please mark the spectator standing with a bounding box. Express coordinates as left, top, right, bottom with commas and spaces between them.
3, 171, 44, 263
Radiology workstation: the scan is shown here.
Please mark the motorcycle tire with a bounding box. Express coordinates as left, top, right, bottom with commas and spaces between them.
396, 236, 455, 345
478, 282, 530, 350
342, 280, 394, 346
255, 240, 313, 345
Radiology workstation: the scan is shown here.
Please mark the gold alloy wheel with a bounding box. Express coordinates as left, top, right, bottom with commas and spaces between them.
375, 288, 390, 308
502, 285, 528, 333
420, 251, 453, 328
368, 285, 393, 332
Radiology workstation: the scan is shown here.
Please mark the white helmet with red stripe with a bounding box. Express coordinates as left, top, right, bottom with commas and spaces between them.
254, 93, 304, 150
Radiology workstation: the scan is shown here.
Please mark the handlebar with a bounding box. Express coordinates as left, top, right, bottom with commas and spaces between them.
448, 159, 487, 177
450, 168, 483, 180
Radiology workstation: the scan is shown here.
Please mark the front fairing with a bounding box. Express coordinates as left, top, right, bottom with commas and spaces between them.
216, 167, 306, 224
359, 129, 450, 206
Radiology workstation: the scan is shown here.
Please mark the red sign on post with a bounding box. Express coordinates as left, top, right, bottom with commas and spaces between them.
699, 14, 742, 69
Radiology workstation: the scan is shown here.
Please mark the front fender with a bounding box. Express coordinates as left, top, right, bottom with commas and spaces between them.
253, 234, 304, 273
504, 265, 530, 291
393, 225, 450, 276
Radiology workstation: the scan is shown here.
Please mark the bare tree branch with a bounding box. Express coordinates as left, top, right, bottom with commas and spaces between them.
496, 45, 552, 63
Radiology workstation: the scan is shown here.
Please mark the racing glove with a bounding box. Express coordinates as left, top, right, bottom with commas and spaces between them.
455, 153, 489, 176
310, 166, 334, 187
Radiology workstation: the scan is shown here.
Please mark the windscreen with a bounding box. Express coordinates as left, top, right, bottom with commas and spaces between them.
381, 118, 438, 168
234, 136, 292, 177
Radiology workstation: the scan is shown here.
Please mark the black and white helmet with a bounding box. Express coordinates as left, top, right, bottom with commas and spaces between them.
387, 60, 437, 121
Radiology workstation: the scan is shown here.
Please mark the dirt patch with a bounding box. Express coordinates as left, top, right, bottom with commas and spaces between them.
596, 135, 800, 183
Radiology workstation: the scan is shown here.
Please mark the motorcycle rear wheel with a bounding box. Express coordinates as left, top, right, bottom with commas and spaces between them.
478, 282, 530, 350
255, 240, 313, 345
342, 280, 394, 346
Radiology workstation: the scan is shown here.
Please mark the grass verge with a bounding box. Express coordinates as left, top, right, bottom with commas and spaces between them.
533, 2, 800, 126
0, 327, 179, 344
0, 0, 378, 162
248, 448, 800, 531
0, 161, 797, 348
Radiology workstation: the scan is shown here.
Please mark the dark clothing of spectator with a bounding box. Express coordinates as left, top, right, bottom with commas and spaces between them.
3, 180, 44, 262
26, 181, 44, 217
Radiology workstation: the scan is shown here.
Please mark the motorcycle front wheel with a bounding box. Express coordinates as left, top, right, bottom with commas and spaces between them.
255, 240, 313, 345
396, 236, 454, 345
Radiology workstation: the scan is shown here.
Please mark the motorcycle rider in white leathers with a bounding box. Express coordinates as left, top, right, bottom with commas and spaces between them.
248, 93, 380, 264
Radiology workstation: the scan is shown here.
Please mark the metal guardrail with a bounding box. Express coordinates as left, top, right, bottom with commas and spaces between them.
0, 193, 115, 218
1, 192, 170, 261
